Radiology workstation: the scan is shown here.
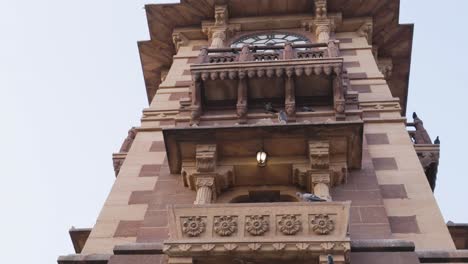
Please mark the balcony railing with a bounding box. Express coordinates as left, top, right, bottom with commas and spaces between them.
407, 112, 439, 191
197, 42, 338, 64
163, 202, 350, 259
188, 41, 353, 125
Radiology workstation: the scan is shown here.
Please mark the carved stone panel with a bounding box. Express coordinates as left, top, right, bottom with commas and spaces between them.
196, 144, 217, 172
309, 141, 330, 169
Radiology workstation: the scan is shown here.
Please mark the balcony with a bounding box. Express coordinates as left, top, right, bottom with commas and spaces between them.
188, 41, 357, 125
163, 202, 350, 262
407, 113, 440, 191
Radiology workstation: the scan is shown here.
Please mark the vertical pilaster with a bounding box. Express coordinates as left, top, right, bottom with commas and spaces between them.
285, 66, 296, 121
236, 70, 248, 123
333, 72, 345, 120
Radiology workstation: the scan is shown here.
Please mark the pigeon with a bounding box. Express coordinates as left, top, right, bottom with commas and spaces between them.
434, 136, 440, 145
278, 110, 288, 124
301, 106, 315, 112
264, 102, 278, 113
328, 255, 334, 264
296, 192, 326, 202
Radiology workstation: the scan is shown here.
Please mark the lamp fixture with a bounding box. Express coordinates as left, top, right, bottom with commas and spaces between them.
256, 150, 267, 167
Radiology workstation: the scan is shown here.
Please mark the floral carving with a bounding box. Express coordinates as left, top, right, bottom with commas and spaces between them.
214, 216, 238, 236
246, 215, 269, 236
311, 214, 335, 235
296, 243, 310, 251
178, 244, 192, 251
278, 215, 301, 235
182, 216, 206, 237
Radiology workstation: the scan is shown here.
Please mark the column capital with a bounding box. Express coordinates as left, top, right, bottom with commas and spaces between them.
195, 176, 216, 189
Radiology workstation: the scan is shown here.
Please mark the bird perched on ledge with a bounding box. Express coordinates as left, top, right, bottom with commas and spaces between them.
278, 110, 288, 124
296, 192, 326, 202
328, 254, 334, 264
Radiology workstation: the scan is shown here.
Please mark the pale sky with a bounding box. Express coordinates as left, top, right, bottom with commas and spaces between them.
0, 0, 467, 263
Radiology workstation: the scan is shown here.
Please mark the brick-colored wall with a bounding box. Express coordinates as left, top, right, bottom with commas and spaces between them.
81, 28, 454, 255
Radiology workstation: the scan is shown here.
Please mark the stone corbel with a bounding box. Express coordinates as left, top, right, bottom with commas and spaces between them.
202, 5, 241, 49
196, 144, 217, 172
214, 5, 228, 26
378, 58, 393, 80
357, 19, 373, 45
315, 0, 328, 19
172, 32, 189, 52
309, 140, 330, 170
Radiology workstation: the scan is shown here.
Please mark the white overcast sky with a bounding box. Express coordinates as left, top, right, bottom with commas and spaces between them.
0, 0, 467, 263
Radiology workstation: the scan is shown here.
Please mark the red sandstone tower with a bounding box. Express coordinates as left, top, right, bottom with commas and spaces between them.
59, 1, 468, 264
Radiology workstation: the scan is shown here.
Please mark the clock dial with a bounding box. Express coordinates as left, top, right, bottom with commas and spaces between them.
231, 33, 310, 52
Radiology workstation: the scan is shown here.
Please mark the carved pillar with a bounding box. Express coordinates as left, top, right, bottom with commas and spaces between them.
285, 66, 296, 121
333, 72, 345, 120
236, 69, 248, 123
190, 74, 202, 125
195, 176, 215, 204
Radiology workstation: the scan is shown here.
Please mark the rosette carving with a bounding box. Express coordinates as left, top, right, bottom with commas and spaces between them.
214, 216, 237, 236
182, 216, 206, 237
278, 215, 301, 235
246, 215, 269, 236
311, 214, 334, 234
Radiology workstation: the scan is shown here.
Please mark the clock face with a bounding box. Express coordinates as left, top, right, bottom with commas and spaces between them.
231, 33, 310, 52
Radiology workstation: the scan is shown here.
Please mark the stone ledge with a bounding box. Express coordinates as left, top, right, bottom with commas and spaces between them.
351, 239, 415, 252
113, 243, 164, 255
418, 250, 468, 263
57, 254, 110, 264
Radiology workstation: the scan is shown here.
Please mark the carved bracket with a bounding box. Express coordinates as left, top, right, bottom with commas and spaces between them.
196, 144, 217, 172
357, 20, 373, 45
378, 58, 393, 80
172, 32, 189, 52
309, 141, 330, 170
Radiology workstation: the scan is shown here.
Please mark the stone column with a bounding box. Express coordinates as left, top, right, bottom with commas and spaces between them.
285, 66, 296, 121
194, 177, 215, 205
236, 70, 248, 123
